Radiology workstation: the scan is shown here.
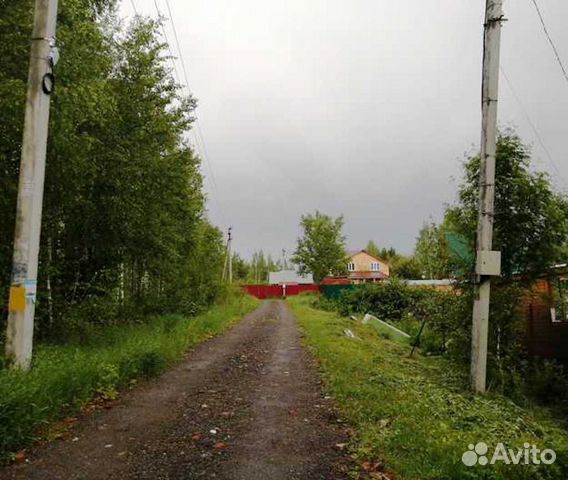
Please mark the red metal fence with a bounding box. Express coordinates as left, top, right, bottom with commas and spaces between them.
242, 284, 319, 299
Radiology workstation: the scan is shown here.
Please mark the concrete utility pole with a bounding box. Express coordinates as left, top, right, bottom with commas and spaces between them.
223, 227, 233, 284
470, 0, 504, 393
282, 249, 287, 270
227, 227, 233, 284
5, 0, 59, 370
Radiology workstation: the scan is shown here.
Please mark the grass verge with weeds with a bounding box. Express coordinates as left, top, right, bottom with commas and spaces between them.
289, 294, 567, 480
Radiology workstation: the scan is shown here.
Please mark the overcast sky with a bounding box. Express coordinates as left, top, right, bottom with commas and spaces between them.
120, 0, 568, 260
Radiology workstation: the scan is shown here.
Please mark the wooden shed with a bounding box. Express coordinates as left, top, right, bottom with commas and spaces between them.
523, 265, 568, 363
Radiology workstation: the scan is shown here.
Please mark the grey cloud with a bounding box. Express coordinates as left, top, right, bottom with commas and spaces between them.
121, 0, 568, 258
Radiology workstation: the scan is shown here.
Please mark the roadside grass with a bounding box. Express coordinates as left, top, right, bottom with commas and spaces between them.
0, 291, 258, 460
289, 295, 568, 480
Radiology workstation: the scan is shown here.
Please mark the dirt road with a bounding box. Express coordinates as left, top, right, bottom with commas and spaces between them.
1, 300, 350, 479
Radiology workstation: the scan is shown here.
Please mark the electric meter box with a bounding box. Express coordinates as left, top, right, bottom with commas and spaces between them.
475, 250, 501, 276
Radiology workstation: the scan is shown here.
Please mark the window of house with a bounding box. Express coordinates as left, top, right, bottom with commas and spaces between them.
371, 262, 380, 272
550, 277, 568, 323
347, 262, 355, 272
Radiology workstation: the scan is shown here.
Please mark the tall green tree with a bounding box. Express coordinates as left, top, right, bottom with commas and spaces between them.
390, 256, 423, 279
291, 211, 347, 283
365, 240, 422, 278
444, 132, 568, 391
365, 240, 381, 259
365, 240, 399, 262
248, 251, 282, 283
446, 132, 568, 279
230, 253, 250, 283
1, 2, 225, 335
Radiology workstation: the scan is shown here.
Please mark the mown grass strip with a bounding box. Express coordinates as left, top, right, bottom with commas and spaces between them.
289, 295, 567, 480
0, 292, 258, 459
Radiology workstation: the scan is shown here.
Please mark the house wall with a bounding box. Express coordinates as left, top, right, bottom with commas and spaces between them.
350, 251, 390, 276
523, 278, 568, 363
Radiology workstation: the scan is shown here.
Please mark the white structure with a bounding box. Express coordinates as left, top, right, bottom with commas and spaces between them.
268, 270, 314, 285
405, 279, 454, 287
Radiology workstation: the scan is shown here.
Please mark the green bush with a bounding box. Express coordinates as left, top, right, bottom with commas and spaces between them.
335, 280, 430, 320
324, 280, 568, 403
526, 359, 568, 408
331, 281, 467, 355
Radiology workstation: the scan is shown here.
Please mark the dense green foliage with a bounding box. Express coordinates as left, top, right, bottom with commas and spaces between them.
364, 241, 397, 264
292, 211, 347, 283
230, 250, 284, 284
326, 281, 463, 355
0, 290, 258, 459
446, 132, 568, 279
383, 132, 568, 283
360, 133, 568, 397
1, 1, 224, 339
446, 133, 567, 393
413, 222, 454, 279
389, 255, 423, 279
365, 240, 424, 279
323, 280, 568, 405
333, 280, 431, 321
290, 295, 568, 480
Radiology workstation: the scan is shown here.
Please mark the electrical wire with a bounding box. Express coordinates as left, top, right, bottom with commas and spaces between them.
529, 0, 568, 85
162, 0, 223, 200
152, 0, 227, 224
500, 66, 568, 189
152, 0, 183, 89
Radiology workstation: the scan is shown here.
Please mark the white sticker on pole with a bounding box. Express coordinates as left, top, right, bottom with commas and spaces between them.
22, 181, 34, 196
24, 279, 37, 303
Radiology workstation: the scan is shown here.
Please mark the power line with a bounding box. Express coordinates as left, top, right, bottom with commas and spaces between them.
152, 0, 227, 224
529, 0, 568, 85
162, 0, 223, 197
152, 0, 183, 89
162, 0, 223, 195
163, 0, 192, 98
500, 66, 568, 189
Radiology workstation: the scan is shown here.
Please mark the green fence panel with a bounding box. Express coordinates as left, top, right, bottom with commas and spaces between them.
320, 284, 357, 299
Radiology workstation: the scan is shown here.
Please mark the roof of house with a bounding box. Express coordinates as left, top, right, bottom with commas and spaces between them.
348, 271, 389, 280
268, 270, 314, 285
320, 277, 351, 285
347, 249, 389, 264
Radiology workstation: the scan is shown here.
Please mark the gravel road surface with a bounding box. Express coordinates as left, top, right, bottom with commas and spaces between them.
0, 300, 350, 480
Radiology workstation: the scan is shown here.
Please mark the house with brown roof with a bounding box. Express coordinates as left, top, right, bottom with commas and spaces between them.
323, 250, 390, 284
347, 249, 390, 282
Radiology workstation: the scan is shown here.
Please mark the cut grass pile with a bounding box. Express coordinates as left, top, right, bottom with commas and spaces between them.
0, 292, 258, 459
289, 295, 567, 480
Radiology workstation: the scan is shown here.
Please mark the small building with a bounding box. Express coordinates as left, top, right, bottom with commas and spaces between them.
523, 264, 568, 363
323, 250, 390, 284
345, 250, 390, 283
268, 270, 314, 285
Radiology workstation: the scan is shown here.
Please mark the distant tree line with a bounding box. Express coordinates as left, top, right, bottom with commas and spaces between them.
230, 250, 284, 284
1, 1, 224, 339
